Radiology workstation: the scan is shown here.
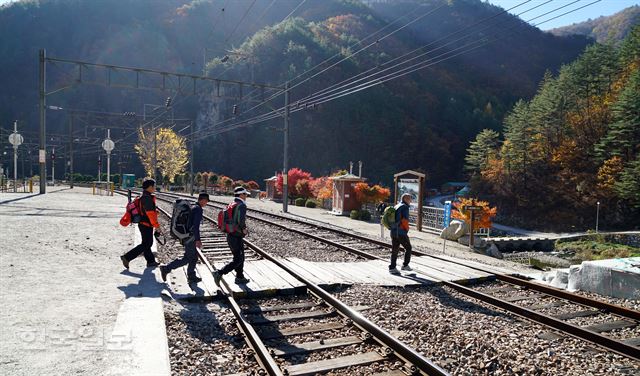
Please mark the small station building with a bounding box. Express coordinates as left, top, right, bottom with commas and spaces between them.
330, 173, 365, 215
264, 175, 281, 200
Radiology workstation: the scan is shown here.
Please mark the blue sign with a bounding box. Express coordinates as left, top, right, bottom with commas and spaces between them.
443, 201, 452, 228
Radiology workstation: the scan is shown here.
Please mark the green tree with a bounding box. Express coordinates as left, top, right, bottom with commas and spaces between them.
465, 129, 500, 174
595, 69, 640, 162
614, 159, 640, 209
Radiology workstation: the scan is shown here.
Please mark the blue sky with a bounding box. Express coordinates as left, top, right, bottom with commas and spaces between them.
485, 0, 638, 29
0, 0, 637, 30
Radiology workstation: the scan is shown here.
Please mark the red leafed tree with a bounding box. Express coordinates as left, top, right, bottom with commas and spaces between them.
296, 179, 313, 199
246, 180, 260, 190
276, 168, 312, 198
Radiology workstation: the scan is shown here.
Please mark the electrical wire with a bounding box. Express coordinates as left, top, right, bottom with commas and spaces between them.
193, 0, 602, 139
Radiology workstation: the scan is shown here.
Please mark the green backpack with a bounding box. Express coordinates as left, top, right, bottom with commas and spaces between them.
381, 206, 397, 230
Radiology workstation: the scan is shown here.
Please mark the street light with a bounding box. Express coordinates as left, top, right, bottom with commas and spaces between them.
596, 201, 600, 233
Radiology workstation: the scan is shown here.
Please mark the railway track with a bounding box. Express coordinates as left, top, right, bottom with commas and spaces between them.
118, 189, 448, 375
145, 190, 640, 361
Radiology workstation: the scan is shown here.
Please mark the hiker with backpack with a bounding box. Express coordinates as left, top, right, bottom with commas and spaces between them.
160, 192, 209, 283
120, 179, 161, 269
382, 193, 413, 274
213, 186, 250, 285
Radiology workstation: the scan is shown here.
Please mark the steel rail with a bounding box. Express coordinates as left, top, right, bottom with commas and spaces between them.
141, 190, 449, 375
161, 191, 640, 322
116, 189, 283, 376
130, 190, 640, 360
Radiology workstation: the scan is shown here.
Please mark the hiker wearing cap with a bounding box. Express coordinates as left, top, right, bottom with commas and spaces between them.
120, 179, 161, 269
389, 193, 413, 274
214, 186, 250, 284
160, 192, 209, 283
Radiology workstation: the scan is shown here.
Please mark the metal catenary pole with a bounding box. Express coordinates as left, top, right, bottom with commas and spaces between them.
282, 81, 290, 213
190, 121, 194, 196
39, 49, 47, 194
69, 116, 74, 188
13, 121, 18, 192
51, 146, 55, 185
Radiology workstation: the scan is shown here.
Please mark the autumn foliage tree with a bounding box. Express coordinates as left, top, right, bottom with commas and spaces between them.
467, 27, 640, 230
452, 198, 497, 230
135, 127, 188, 183
276, 168, 313, 198
353, 182, 391, 205
311, 176, 333, 200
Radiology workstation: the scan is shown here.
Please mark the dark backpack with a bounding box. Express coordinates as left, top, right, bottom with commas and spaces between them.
171, 199, 194, 241
217, 202, 240, 234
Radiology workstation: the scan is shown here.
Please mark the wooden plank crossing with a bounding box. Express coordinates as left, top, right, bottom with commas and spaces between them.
207, 255, 496, 298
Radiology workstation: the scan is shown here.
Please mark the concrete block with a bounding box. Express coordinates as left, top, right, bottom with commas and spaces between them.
567, 257, 640, 299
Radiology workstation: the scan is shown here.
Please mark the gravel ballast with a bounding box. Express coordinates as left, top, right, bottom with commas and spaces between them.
333, 284, 640, 375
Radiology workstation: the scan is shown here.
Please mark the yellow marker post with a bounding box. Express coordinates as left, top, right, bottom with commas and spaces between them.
29, 179, 33, 193
92, 183, 96, 195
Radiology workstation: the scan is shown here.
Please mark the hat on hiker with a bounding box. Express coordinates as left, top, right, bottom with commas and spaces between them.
198, 192, 210, 201
234, 186, 250, 196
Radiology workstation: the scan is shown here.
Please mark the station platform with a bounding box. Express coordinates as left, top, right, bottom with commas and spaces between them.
0, 187, 169, 376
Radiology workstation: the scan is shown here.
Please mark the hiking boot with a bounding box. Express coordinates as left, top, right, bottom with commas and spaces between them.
401, 265, 412, 271
120, 256, 130, 269
388, 267, 400, 275
213, 271, 222, 285
188, 276, 202, 283
235, 276, 250, 284
159, 266, 169, 282
147, 261, 160, 267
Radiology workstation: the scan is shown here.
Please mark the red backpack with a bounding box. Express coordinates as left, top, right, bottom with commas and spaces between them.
217, 202, 239, 233
120, 197, 143, 227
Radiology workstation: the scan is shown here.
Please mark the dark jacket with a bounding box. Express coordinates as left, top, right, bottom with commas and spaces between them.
229, 197, 247, 237
391, 201, 410, 236
140, 190, 159, 228
190, 204, 204, 241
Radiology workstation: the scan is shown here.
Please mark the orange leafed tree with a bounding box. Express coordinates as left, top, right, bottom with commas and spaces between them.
452, 198, 497, 230
354, 182, 391, 205
311, 177, 333, 200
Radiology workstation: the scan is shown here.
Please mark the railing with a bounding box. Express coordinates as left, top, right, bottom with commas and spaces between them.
409, 205, 490, 237
0, 179, 34, 193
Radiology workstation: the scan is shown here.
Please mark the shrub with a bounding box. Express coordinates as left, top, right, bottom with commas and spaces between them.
305, 200, 317, 208
350, 210, 360, 219
360, 210, 372, 221
295, 197, 306, 206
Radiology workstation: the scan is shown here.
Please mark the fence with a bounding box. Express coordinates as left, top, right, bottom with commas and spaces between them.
93, 182, 114, 196
0, 179, 34, 193
410, 205, 490, 237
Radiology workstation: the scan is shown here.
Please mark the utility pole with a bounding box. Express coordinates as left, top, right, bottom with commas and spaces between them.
102, 129, 114, 185
98, 155, 102, 182
190, 121, 194, 196
282, 82, 290, 213
69, 116, 74, 188
39, 49, 46, 194
51, 147, 55, 185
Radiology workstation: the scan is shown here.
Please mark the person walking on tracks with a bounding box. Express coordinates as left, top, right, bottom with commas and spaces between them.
120, 179, 161, 269
213, 186, 250, 285
160, 192, 209, 283
389, 193, 413, 274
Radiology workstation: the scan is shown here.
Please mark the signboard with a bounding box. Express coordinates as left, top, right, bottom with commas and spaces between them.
39, 149, 46, 163
397, 178, 420, 211
8, 133, 23, 146
443, 201, 452, 227
464, 205, 483, 211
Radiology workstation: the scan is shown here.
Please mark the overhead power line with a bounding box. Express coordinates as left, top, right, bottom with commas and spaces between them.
192, 0, 602, 140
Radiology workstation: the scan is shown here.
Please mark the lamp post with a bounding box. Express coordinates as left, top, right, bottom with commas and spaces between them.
596, 201, 600, 233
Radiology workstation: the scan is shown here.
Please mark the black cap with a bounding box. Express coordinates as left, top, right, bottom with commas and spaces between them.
198, 192, 210, 201
142, 179, 156, 189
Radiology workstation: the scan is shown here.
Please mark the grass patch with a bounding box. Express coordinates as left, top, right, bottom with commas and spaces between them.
555, 238, 640, 262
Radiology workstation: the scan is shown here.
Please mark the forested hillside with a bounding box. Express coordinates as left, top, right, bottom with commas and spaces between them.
0, 0, 590, 187
550, 5, 640, 44
467, 26, 640, 231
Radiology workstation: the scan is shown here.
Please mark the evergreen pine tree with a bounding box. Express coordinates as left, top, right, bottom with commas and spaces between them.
465, 129, 500, 174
